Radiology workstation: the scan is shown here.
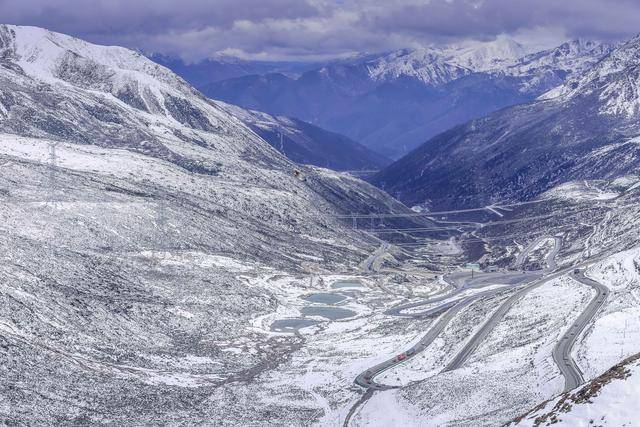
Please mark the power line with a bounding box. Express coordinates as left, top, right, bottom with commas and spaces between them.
392, 228, 571, 247
332, 200, 545, 219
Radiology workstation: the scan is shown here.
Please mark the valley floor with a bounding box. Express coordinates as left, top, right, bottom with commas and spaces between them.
216, 186, 640, 426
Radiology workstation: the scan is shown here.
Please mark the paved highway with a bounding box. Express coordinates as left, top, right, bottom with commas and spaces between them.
384, 270, 540, 318
514, 236, 546, 269
442, 237, 562, 371
443, 247, 611, 388
345, 237, 561, 427
357, 286, 516, 390
552, 271, 609, 391
344, 235, 611, 425
344, 269, 547, 426
343, 286, 516, 427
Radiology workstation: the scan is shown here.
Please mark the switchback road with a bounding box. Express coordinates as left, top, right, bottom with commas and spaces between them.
552, 271, 609, 391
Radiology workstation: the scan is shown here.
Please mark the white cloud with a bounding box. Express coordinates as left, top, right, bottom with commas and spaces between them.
0, 0, 637, 61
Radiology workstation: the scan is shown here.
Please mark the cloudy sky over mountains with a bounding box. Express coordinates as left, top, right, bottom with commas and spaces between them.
2, 0, 639, 61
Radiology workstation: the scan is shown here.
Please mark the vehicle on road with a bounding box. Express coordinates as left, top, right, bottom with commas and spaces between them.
395, 353, 407, 362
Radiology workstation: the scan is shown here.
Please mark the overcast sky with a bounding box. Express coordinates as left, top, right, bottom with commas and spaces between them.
1, 0, 639, 62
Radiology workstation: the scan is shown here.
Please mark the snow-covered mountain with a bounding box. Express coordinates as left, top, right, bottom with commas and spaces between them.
540, 36, 640, 117
0, 25, 424, 424
372, 35, 640, 209
367, 36, 529, 85
202, 37, 612, 158
2, 24, 638, 427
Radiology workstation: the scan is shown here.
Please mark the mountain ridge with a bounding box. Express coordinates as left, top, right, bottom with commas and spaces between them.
371, 35, 640, 209
201, 37, 613, 158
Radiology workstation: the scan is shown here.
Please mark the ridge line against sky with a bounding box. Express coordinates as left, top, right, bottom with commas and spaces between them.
1, 0, 639, 62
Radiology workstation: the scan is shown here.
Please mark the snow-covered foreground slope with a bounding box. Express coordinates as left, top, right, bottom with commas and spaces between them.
2, 24, 639, 427
511, 353, 640, 426
0, 25, 429, 425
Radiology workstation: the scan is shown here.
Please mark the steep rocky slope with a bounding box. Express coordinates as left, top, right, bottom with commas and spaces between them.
511, 353, 640, 426
373, 36, 640, 209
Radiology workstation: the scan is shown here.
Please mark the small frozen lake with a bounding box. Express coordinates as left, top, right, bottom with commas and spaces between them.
301, 292, 347, 305
331, 280, 364, 289
301, 306, 356, 320
270, 318, 319, 332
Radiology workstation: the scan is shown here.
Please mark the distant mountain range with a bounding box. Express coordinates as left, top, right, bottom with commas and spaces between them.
148, 53, 321, 86
215, 101, 390, 171
150, 54, 387, 171
197, 38, 613, 159
372, 35, 640, 209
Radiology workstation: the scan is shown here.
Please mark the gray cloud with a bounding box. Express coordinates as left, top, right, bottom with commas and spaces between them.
1, 0, 638, 61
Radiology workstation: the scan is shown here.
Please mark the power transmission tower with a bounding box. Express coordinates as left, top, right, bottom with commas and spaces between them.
156, 196, 169, 258
48, 142, 59, 258
48, 142, 58, 208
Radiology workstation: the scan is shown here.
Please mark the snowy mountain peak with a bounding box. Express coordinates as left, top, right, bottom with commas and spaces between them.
0, 24, 294, 172
365, 37, 528, 85
363, 36, 607, 87
366, 47, 469, 86
540, 35, 640, 117
445, 36, 528, 71
0, 24, 204, 120
2, 25, 180, 84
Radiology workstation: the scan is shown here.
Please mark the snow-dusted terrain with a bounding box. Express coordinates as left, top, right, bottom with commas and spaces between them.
1, 24, 639, 427
511, 353, 640, 426
0, 24, 417, 424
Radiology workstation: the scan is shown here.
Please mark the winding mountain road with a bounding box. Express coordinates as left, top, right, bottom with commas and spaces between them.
343, 286, 517, 427
361, 242, 390, 273
344, 235, 610, 425
344, 239, 559, 426
552, 271, 609, 391
443, 237, 563, 371
385, 270, 541, 318
356, 286, 515, 391
344, 236, 565, 426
